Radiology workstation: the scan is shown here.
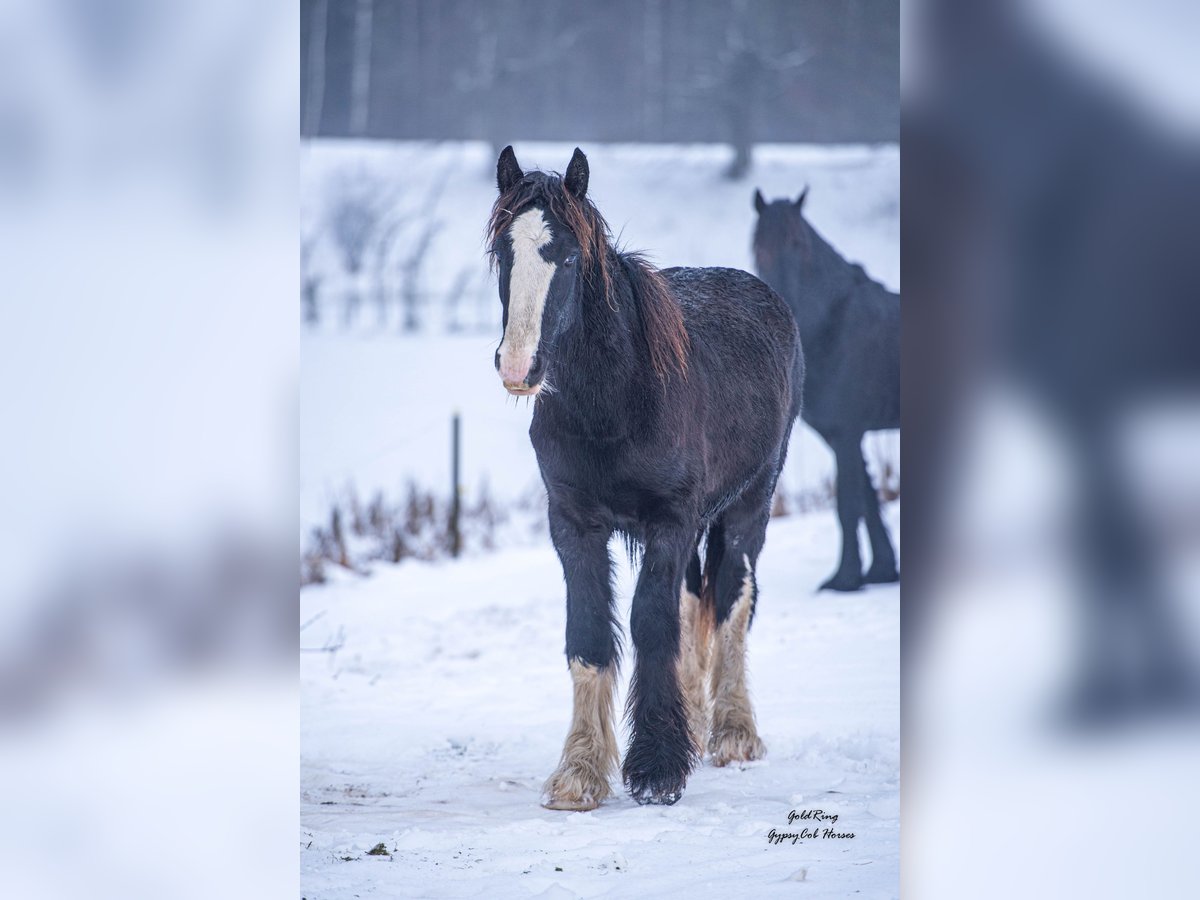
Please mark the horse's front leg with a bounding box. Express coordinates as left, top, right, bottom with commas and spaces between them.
543, 503, 619, 811
624, 524, 698, 805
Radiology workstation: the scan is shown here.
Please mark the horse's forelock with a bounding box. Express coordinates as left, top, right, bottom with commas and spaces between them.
488, 172, 612, 298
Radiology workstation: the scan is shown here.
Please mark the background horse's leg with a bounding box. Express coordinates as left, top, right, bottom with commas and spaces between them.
623, 524, 697, 805
706, 480, 770, 766
1065, 413, 1195, 721
542, 506, 619, 811
861, 447, 900, 584
821, 433, 867, 591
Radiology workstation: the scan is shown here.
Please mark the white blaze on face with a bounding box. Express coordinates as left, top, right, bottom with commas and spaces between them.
499, 208, 556, 385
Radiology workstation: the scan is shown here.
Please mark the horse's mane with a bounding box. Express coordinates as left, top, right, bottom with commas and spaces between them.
487, 172, 689, 379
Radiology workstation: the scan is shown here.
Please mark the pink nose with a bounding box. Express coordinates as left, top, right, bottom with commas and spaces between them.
499, 355, 532, 385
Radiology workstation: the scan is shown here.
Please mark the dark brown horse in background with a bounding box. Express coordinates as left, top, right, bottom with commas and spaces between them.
754, 189, 900, 591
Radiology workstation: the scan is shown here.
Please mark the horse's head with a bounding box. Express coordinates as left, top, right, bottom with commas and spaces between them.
752, 186, 812, 277
488, 146, 596, 397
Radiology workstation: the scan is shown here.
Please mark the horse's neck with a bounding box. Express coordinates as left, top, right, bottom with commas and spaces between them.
792, 231, 860, 336
542, 269, 645, 433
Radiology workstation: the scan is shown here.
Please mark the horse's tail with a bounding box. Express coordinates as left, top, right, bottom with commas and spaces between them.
699, 521, 725, 617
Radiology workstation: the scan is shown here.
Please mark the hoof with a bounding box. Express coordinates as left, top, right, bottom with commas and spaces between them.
623, 765, 689, 807
819, 571, 864, 592
542, 766, 611, 812
863, 565, 899, 585
710, 728, 766, 767
633, 787, 681, 811
543, 794, 601, 812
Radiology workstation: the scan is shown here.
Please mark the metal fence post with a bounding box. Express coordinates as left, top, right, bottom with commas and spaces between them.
450, 411, 462, 558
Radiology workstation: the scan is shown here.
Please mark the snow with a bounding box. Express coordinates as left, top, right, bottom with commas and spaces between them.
301, 508, 899, 898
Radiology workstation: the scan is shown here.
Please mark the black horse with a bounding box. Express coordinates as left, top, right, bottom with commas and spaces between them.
753, 189, 900, 591
489, 147, 803, 808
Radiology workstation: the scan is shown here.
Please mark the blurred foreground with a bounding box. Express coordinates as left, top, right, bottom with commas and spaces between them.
0, 1, 298, 898
906, 1, 1200, 897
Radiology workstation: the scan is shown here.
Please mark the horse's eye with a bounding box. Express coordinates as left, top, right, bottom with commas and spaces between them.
563, 254, 578, 267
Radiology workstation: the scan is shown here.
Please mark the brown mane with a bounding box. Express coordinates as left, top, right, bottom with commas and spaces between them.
487, 173, 689, 380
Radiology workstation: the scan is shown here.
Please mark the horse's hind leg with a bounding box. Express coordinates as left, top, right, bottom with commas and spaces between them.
679, 543, 713, 756
707, 484, 771, 766
543, 504, 619, 811
820, 434, 866, 592
861, 451, 900, 584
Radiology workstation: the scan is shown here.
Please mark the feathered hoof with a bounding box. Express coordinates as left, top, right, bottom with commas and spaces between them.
542, 765, 612, 812
819, 570, 864, 592
709, 727, 766, 767
627, 777, 685, 806
622, 750, 691, 806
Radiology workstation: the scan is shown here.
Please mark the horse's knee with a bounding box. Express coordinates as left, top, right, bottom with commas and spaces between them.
713, 552, 755, 625
565, 605, 617, 669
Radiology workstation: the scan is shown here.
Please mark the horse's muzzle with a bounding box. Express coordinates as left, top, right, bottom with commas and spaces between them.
498, 349, 545, 396
503, 380, 542, 396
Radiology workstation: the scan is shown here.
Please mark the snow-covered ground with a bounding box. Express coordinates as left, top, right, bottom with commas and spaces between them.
301, 508, 899, 898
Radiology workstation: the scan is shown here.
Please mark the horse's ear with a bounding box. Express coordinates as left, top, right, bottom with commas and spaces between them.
795, 186, 809, 209
753, 188, 766, 215
497, 145, 523, 194
564, 147, 589, 199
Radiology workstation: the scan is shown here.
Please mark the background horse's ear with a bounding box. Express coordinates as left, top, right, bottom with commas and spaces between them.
754, 188, 766, 214
564, 147, 589, 199
497, 145, 524, 194
795, 185, 809, 209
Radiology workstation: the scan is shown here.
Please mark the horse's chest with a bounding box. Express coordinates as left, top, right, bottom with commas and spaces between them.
535, 431, 630, 487
532, 427, 675, 516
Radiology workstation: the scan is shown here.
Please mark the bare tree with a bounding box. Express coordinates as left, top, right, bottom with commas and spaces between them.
368, 213, 406, 330
302, 0, 328, 137
397, 219, 442, 332
443, 266, 477, 333
301, 228, 323, 326
324, 165, 394, 327
349, 0, 374, 136
679, 0, 812, 180
369, 168, 451, 332
455, 4, 593, 170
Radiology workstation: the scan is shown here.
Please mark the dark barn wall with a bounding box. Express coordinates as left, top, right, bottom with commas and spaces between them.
302, 0, 898, 144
